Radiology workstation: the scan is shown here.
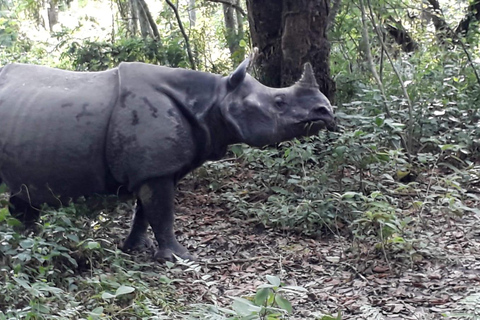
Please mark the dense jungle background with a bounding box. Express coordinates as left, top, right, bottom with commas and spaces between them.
1, 0, 480, 319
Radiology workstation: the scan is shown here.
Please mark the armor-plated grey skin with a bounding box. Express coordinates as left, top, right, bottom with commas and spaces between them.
0, 54, 336, 261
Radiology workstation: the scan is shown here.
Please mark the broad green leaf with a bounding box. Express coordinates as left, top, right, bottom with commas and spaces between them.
13, 277, 31, 289
266, 275, 281, 287
101, 292, 116, 300
275, 294, 292, 313
67, 234, 80, 242
15, 253, 31, 262
254, 287, 271, 306
89, 307, 104, 317
230, 144, 243, 157
19, 239, 34, 249
231, 297, 261, 316
7, 217, 22, 227
0, 207, 8, 222
341, 192, 360, 199
374, 117, 384, 127
115, 285, 135, 297
87, 241, 100, 249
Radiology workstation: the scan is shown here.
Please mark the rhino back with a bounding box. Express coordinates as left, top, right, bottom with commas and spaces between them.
0, 64, 119, 205
107, 62, 223, 190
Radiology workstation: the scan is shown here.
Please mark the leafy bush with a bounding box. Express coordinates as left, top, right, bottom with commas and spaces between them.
0, 203, 179, 319
191, 275, 307, 319
61, 37, 178, 71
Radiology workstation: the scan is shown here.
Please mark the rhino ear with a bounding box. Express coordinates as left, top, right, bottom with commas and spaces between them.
228, 48, 258, 89
296, 62, 319, 88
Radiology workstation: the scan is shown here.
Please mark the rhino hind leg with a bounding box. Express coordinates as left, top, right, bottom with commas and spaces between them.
122, 201, 154, 251
134, 177, 195, 262
9, 196, 40, 227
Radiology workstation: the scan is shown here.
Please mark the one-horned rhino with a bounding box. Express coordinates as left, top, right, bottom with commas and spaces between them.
0, 52, 336, 261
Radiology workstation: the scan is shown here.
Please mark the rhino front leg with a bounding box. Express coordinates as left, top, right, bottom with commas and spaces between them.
122, 202, 154, 252
9, 196, 40, 228
134, 177, 194, 262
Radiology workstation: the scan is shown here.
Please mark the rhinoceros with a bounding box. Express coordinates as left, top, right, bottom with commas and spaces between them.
0, 52, 336, 261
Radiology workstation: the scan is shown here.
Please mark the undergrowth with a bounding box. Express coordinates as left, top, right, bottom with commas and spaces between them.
0, 204, 181, 319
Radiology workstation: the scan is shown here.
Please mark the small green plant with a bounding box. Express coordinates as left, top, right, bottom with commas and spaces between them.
0, 202, 179, 319
191, 275, 307, 319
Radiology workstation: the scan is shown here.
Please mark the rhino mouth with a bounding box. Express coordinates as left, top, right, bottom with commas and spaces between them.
301, 118, 338, 132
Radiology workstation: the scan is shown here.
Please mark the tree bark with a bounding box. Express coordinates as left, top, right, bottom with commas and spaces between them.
222, 0, 245, 65
246, 0, 335, 101
223, 2, 237, 55
188, 0, 196, 27
137, 0, 160, 40
235, 0, 244, 41
47, 0, 58, 32
128, 0, 138, 36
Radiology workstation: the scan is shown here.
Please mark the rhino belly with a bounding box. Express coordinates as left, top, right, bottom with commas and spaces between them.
0, 64, 119, 206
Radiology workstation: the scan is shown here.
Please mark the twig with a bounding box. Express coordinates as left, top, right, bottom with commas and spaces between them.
341, 262, 368, 281
204, 256, 278, 266
165, 0, 197, 70
358, 0, 411, 157
366, 0, 414, 155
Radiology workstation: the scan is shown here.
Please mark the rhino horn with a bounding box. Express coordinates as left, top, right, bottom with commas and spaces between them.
296, 62, 319, 88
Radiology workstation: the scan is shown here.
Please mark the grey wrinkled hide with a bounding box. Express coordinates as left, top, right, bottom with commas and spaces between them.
0, 55, 336, 261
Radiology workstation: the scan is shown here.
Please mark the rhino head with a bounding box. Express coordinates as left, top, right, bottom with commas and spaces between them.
221, 54, 337, 147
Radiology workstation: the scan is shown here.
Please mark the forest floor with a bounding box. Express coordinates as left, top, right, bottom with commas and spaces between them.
118, 176, 480, 320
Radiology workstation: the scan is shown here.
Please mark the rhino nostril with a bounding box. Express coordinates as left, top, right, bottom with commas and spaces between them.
316, 106, 329, 115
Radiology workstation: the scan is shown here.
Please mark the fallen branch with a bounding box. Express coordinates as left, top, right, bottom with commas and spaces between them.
204, 256, 278, 266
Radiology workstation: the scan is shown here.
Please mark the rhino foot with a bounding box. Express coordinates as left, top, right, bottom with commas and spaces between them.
154, 244, 196, 262
122, 235, 155, 252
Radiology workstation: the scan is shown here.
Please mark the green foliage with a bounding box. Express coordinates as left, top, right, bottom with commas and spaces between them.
0, 0, 480, 317
0, 14, 20, 47
60, 37, 178, 71
0, 203, 179, 319
192, 275, 306, 319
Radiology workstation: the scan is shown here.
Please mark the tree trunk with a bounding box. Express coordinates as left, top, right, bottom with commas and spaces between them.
136, 0, 151, 38
222, 0, 245, 65
188, 0, 196, 27
47, 0, 58, 32
128, 0, 139, 36
138, 0, 160, 40
235, 0, 244, 48
246, 0, 335, 101
223, 2, 237, 54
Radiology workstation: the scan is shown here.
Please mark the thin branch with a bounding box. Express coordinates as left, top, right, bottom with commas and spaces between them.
423, 1, 480, 87
204, 0, 246, 16
358, 0, 411, 157
366, 0, 414, 155
204, 256, 279, 266
165, 0, 197, 70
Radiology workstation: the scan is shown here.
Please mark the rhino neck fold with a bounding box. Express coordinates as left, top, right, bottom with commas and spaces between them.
156, 76, 234, 165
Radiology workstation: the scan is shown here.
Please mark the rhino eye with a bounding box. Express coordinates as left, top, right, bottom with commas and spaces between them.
274, 95, 287, 109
